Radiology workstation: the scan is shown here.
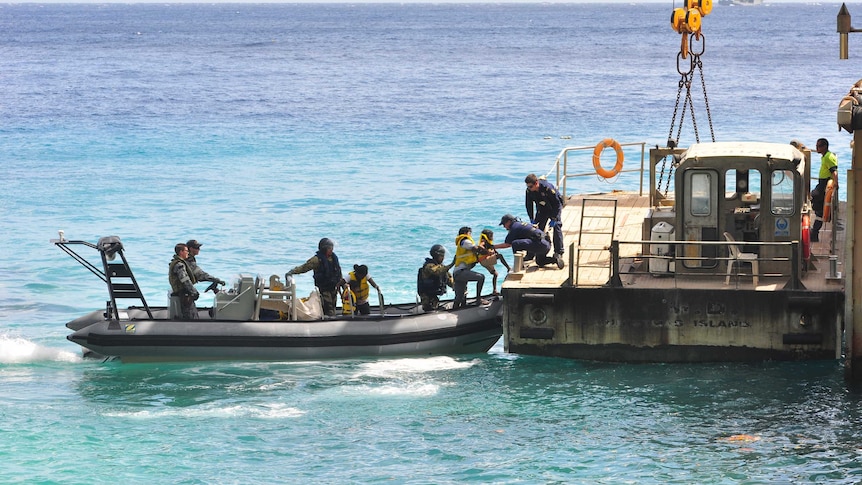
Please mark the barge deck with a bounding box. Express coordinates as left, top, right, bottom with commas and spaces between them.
500, 143, 845, 362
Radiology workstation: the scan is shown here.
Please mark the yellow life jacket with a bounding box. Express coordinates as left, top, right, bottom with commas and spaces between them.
342, 288, 357, 315
454, 234, 478, 267
478, 233, 494, 262
341, 271, 370, 314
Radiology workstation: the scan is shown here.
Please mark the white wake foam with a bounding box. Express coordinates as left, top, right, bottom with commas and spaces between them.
351, 383, 440, 397
104, 402, 305, 419
0, 334, 81, 364
354, 356, 478, 379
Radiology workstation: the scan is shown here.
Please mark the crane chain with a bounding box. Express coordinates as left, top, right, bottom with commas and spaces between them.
667, 34, 713, 148
666, 76, 685, 148
686, 76, 700, 144
663, 32, 711, 195
696, 56, 715, 142
657, 156, 667, 193
663, 162, 674, 196
657, 156, 675, 197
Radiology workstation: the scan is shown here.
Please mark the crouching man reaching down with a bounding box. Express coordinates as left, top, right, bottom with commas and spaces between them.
494, 214, 563, 269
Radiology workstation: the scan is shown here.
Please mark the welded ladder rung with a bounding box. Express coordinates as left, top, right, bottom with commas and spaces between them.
103, 252, 152, 319
574, 199, 618, 287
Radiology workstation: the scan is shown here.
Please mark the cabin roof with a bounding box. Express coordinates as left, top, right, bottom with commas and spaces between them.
682, 141, 803, 164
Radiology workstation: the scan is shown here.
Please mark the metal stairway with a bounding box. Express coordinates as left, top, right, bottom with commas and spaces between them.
54, 236, 152, 320
573, 198, 618, 287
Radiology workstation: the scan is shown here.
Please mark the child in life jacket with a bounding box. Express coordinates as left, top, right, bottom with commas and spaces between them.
478, 229, 511, 295
340, 264, 381, 315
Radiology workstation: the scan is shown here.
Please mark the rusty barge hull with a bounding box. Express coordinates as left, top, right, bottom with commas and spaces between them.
501, 142, 845, 363
502, 286, 843, 362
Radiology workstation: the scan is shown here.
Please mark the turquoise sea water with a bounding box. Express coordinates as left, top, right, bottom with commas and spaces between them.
3, 3, 862, 482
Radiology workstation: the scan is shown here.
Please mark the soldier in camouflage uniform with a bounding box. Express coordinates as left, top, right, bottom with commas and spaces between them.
286, 238, 343, 316
417, 244, 454, 312
185, 239, 226, 289
168, 243, 199, 320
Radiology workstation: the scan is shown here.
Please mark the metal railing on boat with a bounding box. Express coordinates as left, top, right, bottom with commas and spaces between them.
568, 239, 805, 290
544, 141, 649, 200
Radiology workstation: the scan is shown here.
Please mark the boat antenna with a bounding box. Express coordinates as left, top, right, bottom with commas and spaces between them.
667, 0, 715, 149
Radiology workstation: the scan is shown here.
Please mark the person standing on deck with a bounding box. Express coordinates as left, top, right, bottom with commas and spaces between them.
811, 138, 839, 242
168, 243, 199, 320
452, 226, 489, 309
494, 214, 562, 269
185, 239, 226, 290
286, 238, 343, 316
525, 173, 565, 257
417, 244, 454, 312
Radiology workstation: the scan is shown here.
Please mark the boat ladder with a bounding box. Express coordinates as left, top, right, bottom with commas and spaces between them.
573, 198, 618, 287
53, 236, 153, 320
103, 248, 153, 320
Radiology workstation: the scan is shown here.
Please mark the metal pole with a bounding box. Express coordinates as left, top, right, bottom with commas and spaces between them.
839, 3, 852, 59
608, 240, 623, 288
845, 130, 862, 379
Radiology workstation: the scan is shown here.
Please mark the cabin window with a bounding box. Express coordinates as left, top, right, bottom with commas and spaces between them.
690, 172, 712, 216
725, 169, 743, 199
771, 170, 795, 215
749, 169, 761, 199
725, 168, 761, 201
725, 170, 734, 199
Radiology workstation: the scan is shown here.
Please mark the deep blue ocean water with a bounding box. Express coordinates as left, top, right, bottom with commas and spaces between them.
3, 2, 862, 482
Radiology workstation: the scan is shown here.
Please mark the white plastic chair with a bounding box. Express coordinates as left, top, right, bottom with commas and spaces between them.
724, 232, 759, 286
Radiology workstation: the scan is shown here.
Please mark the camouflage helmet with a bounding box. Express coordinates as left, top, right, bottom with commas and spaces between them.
430, 244, 446, 258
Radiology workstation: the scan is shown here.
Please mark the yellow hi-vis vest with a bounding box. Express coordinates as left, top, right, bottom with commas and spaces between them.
454, 234, 478, 267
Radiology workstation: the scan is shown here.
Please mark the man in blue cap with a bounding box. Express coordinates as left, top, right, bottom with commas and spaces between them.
494, 214, 563, 269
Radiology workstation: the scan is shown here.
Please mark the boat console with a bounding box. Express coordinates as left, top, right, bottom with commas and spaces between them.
213, 274, 257, 320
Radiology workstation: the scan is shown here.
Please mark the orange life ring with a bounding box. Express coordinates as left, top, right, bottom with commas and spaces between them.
823, 179, 835, 223
592, 138, 624, 179
801, 213, 811, 262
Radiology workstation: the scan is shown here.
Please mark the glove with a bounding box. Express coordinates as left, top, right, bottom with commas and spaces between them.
530, 219, 536, 225
548, 220, 556, 228
216, 278, 226, 285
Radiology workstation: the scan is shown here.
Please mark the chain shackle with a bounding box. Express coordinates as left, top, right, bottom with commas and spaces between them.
676, 51, 694, 76
689, 32, 706, 57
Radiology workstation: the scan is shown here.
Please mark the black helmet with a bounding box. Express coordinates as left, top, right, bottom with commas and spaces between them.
430, 244, 446, 258
318, 238, 334, 251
